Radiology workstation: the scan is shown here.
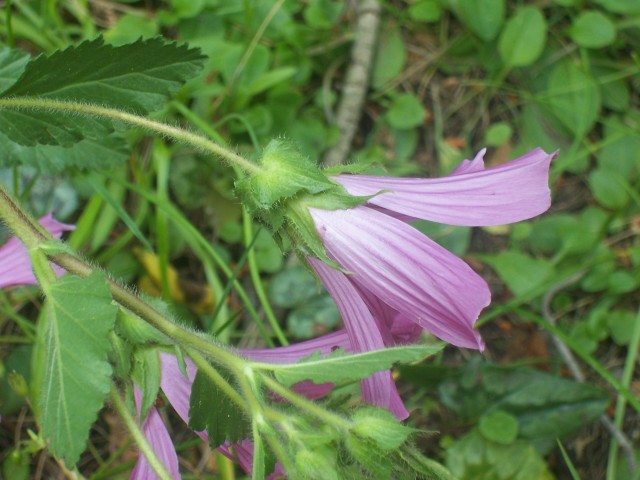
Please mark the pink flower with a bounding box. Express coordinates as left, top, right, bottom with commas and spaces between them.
131, 385, 181, 480
155, 331, 372, 478
309, 148, 554, 351
0, 213, 74, 288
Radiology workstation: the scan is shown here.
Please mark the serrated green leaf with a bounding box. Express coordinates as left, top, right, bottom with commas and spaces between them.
0, 37, 205, 149
1, 37, 205, 110
0, 130, 128, 172
269, 344, 443, 387
38, 271, 118, 466
0, 46, 30, 92
189, 364, 251, 447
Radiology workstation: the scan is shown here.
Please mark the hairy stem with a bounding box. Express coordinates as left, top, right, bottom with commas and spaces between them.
0, 97, 261, 175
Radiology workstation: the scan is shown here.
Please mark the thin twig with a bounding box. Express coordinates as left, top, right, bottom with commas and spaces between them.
323, 0, 381, 167
541, 272, 637, 475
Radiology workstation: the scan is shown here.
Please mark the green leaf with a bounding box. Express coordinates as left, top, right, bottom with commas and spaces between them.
589, 168, 630, 210
478, 410, 519, 445
409, 0, 443, 23
268, 344, 444, 387
592, 0, 640, 14
372, 24, 406, 89
446, 430, 554, 480
0, 130, 128, 172
570, 11, 617, 48
38, 272, 118, 466
450, 0, 505, 41
269, 266, 318, 308
1, 37, 204, 111
498, 7, 547, 67
439, 359, 609, 453
481, 252, 553, 296
0, 46, 30, 92
189, 364, 251, 447
484, 122, 512, 146
0, 37, 205, 148
386, 93, 425, 130
545, 58, 601, 138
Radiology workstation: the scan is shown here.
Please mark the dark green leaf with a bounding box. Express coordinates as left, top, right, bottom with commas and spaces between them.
439, 359, 609, 453
1, 37, 205, 111
189, 364, 251, 447
446, 430, 554, 480
0, 130, 128, 172
269, 344, 444, 387
37, 272, 118, 466
0, 37, 205, 148
0, 46, 30, 92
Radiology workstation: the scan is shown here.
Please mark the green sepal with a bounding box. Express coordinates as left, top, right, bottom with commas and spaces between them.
351, 406, 417, 451
115, 308, 172, 346
236, 139, 334, 212
131, 347, 161, 421
236, 139, 371, 265
108, 330, 133, 380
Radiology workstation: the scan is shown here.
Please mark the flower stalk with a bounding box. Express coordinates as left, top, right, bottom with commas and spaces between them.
0, 97, 261, 176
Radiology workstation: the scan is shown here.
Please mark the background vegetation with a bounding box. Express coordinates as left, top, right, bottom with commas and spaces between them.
0, 0, 639, 478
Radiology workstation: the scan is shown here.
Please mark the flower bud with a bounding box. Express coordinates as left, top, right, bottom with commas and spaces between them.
235, 139, 368, 263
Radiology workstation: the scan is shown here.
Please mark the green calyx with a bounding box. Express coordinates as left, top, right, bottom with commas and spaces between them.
236, 139, 369, 263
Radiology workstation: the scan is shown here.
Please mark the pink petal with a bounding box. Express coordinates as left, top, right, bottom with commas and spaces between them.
131, 385, 181, 480
333, 148, 554, 226
310, 258, 408, 419
310, 206, 488, 350
242, 329, 351, 362
0, 213, 74, 288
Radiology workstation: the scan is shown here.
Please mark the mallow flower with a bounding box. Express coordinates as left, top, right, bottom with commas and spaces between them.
238, 141, 554, 356
137, 333, 364, 479
0, 213, 74, 288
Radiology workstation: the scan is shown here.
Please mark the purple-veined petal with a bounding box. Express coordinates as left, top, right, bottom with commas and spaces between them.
131, 385, 181, 480
159, 353, 207, 442
0, 213, 74, 288
333, 148, 554, 226
242, 329, 351, 362
310, 258, 408, 419
310, 205, 488, 350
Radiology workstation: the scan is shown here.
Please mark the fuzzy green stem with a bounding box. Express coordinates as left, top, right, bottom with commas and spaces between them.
0, 186, 50, 248
0, 97, 261, 175
109, 386, 173, 480
260, 375, 349, 431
